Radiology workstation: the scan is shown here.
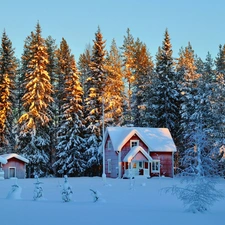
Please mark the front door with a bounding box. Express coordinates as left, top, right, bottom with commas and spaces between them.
132, 161, 144, 175
9, 167, 16, 178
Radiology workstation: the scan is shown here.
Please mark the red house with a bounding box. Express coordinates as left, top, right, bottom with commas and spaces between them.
102, 127, 177, 178
0, 153, 29, 179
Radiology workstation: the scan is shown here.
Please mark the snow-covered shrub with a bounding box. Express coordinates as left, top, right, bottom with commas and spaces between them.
164, 177, 224, 213
33, 175, 44, 201
61, 175, 73, 202
6, 182, 22, 200
90, 189, 100, 202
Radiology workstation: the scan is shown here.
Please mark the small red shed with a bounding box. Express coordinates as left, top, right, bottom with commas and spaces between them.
102, 127, 177, 179
0, 153, 29, 179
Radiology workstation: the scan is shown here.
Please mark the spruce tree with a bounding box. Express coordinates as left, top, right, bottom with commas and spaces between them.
78, 45, 92, 116
45, 36, 58, 171
215, 44, 225, 76
152, 29, 180, 134
177, 42, 200, 81
203, 52, 215, 81
84, 27, 106, 176
194, 55, 204, 75
212, 69, 225, 171
53, 38, 85, 176
104, 39, 124, 126
132, 38, 154, 127
214, 45, 225, 152
17, 23, 54, 177
178, 43, 201, 157
0, 31, 17, 153
121, 28, 135, 125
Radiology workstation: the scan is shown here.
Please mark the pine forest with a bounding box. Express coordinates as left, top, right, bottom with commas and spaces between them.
0, 23, 225, 178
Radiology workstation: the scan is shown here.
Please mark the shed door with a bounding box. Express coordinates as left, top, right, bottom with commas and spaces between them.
9, 168, 16, 178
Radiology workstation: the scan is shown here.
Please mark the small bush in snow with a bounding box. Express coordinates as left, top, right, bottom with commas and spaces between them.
163, 177, 224, 213
33, 175, 44, 201
6, 182, 22, 200
90, 189, 100, 202
61, 175, 73, 202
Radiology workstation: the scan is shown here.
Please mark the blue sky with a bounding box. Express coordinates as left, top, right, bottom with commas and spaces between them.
1, 0, 225, 62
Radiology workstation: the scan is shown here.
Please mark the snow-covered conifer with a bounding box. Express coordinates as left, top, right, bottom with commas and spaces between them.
120, 28, 135, 125
151, 29, 181, 139
17, 23, 54, 176
45, 36, 58, 171
104, 39, 125, 126
132, 38, 154, 127
78, 44, 92, 110
61, 175, 73, 202
54, 38, 85, 176
0, 31, 17, 154
84, 27, 106, 176
33, 175, 44, 201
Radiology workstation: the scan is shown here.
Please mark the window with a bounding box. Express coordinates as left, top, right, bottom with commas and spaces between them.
107, 159, 112, 173
107, 140, 113, 150
130, 140, 139, 148
151, 160, 160, 173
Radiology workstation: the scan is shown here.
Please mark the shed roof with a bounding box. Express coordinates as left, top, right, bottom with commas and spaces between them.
123, 146, 153, 162
0, 153, 29, 163
0, 156, 7, 164
105, 127, 177, 152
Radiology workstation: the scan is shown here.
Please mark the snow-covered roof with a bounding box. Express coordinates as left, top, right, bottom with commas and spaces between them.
0, 153, 29, 163
0, 156, 7, 164
123, 146, 153, 162
105, 127, 177, 152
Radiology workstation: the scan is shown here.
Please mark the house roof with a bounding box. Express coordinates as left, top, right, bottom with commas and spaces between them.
0, 153, 29, 163
105, 127, 177, 152
123, 146, 153, 162
0, 156, 7, 164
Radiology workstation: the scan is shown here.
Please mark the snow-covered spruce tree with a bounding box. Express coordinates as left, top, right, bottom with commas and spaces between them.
16, 35, 33, 121
104, 39, 125, 126
61, 175, 73, 202
17, 23, 54, 177
195, 55, 205, 75
213, 46, 225, 174
33, 175, 44, 201
215, 44, 225, 76
53, 38, 85, 176
166, 61, 224, 213
84, 27, 106, 176
203, 52, 216, 81
120, 28, 135, 125
177, 42, 200, 81
175, 43, 202, 169
78, 44, 92, 109
179, 45, 219, 164
151, 29, 181, 142
213, 74, 225, 175
45, 36, 58, 172
165, 122, 224, 213
132, 38, 154, 127
0, 31, 17, 154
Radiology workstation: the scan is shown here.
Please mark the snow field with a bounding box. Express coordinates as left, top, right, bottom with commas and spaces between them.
0, 177, 224, 225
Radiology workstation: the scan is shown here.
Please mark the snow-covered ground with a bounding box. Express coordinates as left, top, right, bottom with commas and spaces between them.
0, 176, 224, 225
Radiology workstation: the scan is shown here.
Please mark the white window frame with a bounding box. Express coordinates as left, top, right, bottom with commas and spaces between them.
130, 140, 139, 148
107, 159, 112, 173
107, 140, 113, 150
151, 160, 160, 173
